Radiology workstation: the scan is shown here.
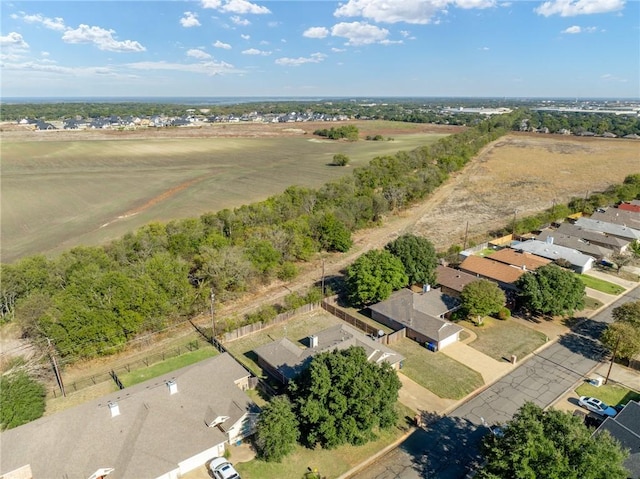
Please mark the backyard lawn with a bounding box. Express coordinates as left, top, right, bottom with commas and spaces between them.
119, 347, 218, 387
236, 402, 414, 479
579, 274, 626, 295
391, 337, 484, 399
468, 317, 548, 362
575, 382, 640, 408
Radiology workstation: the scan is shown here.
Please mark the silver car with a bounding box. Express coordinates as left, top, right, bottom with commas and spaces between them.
208, 457, 241, 479
578, 396, 617, 417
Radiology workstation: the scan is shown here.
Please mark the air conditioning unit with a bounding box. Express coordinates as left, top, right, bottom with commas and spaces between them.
590, 377, 604, 387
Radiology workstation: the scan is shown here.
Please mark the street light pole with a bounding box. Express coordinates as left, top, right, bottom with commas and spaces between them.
605, 335, 620, 385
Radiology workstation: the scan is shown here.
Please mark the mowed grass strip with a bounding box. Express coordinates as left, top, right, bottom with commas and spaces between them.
468, 317, 547, 362
222, 310, 343, 378
118, 347, 219, 387
391, 337, 483, 399
576, 383, 640, 407
236, 402, 413, 479
579, 274, 626, 295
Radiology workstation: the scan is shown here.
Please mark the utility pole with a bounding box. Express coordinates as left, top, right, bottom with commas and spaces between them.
47, 338, 65, 397
512, 209, 518, 237
210, 288, 215, 345
463, 221, 469, 250
321, 257, 326, 296
605, 335, 620, 385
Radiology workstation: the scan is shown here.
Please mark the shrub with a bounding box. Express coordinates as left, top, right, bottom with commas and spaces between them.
497, 307, 511, 320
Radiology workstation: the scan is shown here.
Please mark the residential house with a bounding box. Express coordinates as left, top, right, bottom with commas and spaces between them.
254, 323, 404, 384
574, 217, 640, 243
511, 240, 595, 273
458, 255, 525, 290
554, 222, 630, 253
590, 208, 640, 230
536, 230, 613, 260
485, 248, 552, 271
593, 400, 640, 479
0, 353, 259, 479
369, 288, 463, 351
619, 203, 640, 214
435, 265, 478, 297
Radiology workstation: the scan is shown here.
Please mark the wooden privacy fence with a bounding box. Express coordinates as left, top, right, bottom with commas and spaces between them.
221, 302, 321, 342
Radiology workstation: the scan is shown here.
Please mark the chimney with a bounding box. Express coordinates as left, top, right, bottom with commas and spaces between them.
546, 236, 554, 244
166, 380, 178, 395
108, 401, 120, 418
309, 335, 318, 348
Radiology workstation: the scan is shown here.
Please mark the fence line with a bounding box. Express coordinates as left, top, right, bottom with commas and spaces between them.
221, 302, 321, 342
48, 338, 210, 398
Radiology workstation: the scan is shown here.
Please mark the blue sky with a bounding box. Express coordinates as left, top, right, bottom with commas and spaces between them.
1, 0, 638, 98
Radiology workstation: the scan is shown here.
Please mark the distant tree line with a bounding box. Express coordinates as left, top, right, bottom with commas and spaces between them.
525, 110, 640, 137
0, 113, 517, 362
313, 125, 359, 141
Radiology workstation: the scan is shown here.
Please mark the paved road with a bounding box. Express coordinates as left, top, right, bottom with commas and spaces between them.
350, 286, 640, 479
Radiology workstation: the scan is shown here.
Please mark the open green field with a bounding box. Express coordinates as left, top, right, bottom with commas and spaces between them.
578, 274, 626, 295
1, 128, 445, 262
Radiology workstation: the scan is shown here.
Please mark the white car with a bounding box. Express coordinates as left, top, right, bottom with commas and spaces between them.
208, 457, 241, 479
578, 396, 617, 417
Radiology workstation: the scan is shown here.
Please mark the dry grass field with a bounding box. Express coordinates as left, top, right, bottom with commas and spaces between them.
1, 121, 450, 262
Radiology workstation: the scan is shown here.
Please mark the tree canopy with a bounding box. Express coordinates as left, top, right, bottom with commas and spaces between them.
0, 371, 46, 430
385, 234, 438, 287
478, 402, 629, 479
460, 279, 506, 322
345, 250, 408, 307
289, 346, 401, 450
601, 300, 640, 361
516, 264, 585, 316
255, 396, 300, 462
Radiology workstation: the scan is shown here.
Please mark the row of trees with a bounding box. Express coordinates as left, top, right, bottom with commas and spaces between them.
255, 346, 401, 462
1, 116, 509, 361
313, 125, 359, 141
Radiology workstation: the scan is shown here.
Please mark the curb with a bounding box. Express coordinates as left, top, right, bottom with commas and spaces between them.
337, 427, 416, 479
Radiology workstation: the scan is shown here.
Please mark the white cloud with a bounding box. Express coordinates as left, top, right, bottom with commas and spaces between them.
180, 11, 201, 27
1, 60, 116, 76
213, 40, 232, 49
331, 47, 346, 52
562, 25, 598, 33
334, 0, 494, 25
241, 34, 251, 40
601, 73, 627, 82
62, 25, 146, 52
303, 27, 329, 39
127, 60, 238, 76
535, 0, 625, 17
380, 39, 404, 45
275, 52, 327, 66
201, 0, 270, 14
14, 12, 66, 31
479, 46, 490, 50
331, 22, 390, 45
0, 32, 29, 49
242, 48, 271, 55
41, 51, 50, 57
187, 48, 212, 59
231, 16, 251, 26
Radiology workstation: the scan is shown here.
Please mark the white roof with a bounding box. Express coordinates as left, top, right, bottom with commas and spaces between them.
512, 240, 595, 268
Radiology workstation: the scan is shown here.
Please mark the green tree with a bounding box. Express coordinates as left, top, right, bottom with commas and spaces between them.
610, 251, 633, 275
315, 213, 353, 253
255, 396, 300, 462
345, 250, 408, 306
612, 300, 640, 327
332, 153, 350, 166
0, 371, 46, 430
460, 280, 506, 325
385, 234, 438, 287
516, 264, 585, 316
289, 346, 401, 449
601, 321, 640, 362
629, 240, 640, 259
478, 402, 628, 479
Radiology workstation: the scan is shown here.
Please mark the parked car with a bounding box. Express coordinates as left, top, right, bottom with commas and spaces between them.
208, 457, 241, 479
578, 396, 617, 417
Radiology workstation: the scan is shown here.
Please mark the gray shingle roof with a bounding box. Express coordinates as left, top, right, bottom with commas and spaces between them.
254, 323, 405, 382
536, 231, 613, 258
555, 222, 629, 249
594, 400, 640, 478
512, 240, 595, 269
575, 217, 640, 241
0, 353, 257, 479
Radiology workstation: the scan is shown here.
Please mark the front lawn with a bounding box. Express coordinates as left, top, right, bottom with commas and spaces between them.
575, 382, 640, 407
236, 402, 413, 479
391, 337, 484, 399
578, 274, 625, 295
468, 317, 547, 362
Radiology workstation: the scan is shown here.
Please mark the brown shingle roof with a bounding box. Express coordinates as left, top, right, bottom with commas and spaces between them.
459, 255, 525, 284
436, 265, 478, 293
486, 248, 551, 271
